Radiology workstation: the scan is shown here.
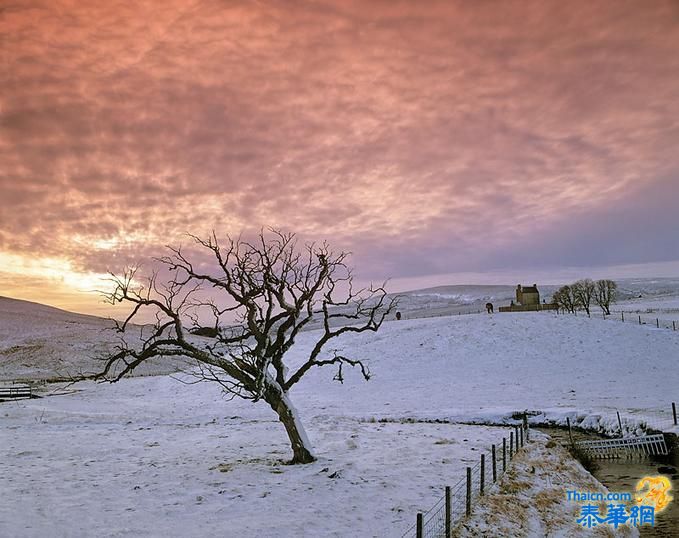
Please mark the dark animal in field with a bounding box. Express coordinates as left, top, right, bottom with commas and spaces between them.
190, 326, 219, 338
485, 303, 494, 314
395, 311, 402, 320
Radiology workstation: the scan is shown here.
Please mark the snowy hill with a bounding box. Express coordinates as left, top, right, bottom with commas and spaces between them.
3, 284, 679, 536
0, 296, 184, 381
390, 284, 539, 318
3, 307, 677, 536
391, 278, 679, 319
2, 276, 679, 381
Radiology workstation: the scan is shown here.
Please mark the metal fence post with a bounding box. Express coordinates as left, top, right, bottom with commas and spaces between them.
617, 411, 623, 436
466, 467, 472, 516
480, 454, 485, 496
673, 402, 677, 426
445, 486, 451, 538
502, 437, 507, 471
491, 444, 497, 482
416, 513, 423, 538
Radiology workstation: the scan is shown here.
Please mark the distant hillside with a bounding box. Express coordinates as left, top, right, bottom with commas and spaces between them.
0, 296, 186, 382
3, 277, 678, 380
390, 284, 560, 319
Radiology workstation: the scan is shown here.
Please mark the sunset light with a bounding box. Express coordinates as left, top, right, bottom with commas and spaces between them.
2, 1, 678, 314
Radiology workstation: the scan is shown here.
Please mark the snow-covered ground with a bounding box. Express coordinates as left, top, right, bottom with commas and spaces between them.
2, 286, 679, 536
2, 375, 516, 537
287, 311, 679, 436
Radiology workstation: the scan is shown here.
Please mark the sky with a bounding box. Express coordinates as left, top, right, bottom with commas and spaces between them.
1, 0, 679, 316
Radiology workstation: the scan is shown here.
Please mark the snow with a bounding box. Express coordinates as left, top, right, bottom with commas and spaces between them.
2, 289, 679, 536
1, 376, 514, 537
284, 312, 679, 435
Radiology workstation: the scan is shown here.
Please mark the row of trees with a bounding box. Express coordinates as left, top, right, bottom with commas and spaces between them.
551, 279, 617, 315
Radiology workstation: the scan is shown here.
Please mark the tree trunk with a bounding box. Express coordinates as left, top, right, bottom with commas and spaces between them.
266, 387, 316, 464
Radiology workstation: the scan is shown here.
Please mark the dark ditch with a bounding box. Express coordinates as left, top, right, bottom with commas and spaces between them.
537, 428, 678, 537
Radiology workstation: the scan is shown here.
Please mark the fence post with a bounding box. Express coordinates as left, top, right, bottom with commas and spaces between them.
466, 467, 472, 516
445, 486, 451, 538
674, 321, 676, 331
510, 431, 514, 458
567, 417, 574, 448
673, 402, 677, 426
523, 414, 529, 442
622, 312, 624, 322
657, 318, 660, 328
502, 437, 507, 471
416, 513, 423, 538
515, 426, 521, 449
492, 444, 497, 482
519, 424, 524, 447
639, 315, 642, 325
617, 411, 623, 436
480, 454, 485, 496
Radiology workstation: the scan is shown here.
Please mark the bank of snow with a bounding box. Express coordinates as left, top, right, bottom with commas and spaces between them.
457, 435, 639, 537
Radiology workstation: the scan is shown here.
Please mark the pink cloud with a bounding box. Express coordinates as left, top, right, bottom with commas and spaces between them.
1, 0, 678, 312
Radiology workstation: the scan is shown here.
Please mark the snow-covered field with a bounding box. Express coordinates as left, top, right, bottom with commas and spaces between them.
2, 284, 679, 536
1, 376, 513, 537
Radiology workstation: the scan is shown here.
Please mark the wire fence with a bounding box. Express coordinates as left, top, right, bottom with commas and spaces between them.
607, 405, 678, 436
401, 421, 530, 538
558, 307, 679, 332
400, 402, 677, 538
398, 309, 487, 322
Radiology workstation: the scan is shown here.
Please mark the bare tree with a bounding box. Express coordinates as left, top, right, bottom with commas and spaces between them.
594, 279, 617, 315
97, 230, 396, 464
552, 285, 576, 314
571, 279, 595, 316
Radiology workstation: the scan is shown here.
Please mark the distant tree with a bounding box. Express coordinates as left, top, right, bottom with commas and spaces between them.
552, 285, 576, 314
594, 279, 617, 315
98, 230, 396, 464
571, 279, 595, 316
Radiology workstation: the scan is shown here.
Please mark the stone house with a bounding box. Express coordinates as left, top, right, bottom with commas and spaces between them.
516, 284, 540, 306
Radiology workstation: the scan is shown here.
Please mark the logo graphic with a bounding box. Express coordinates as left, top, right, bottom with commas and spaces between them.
636, 475, 673, 513
569, 476, 673, 529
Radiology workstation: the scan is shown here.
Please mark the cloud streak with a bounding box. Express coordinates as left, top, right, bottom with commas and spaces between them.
1, 0, 678, 312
